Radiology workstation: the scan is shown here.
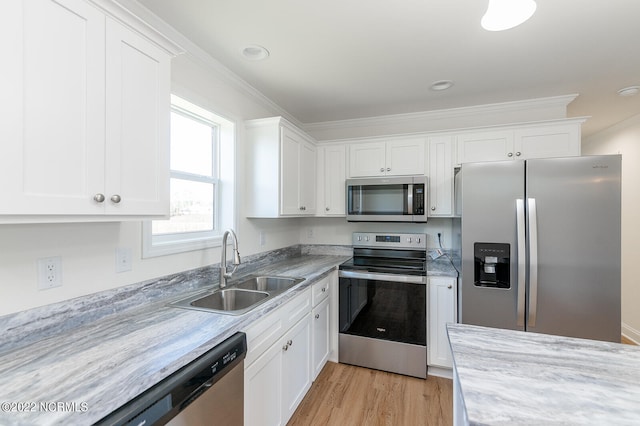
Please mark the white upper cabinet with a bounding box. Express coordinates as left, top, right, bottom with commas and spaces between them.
246, 117, 317, 217
0, 0, 178, 222
349, 137, 425, 177
456, 120, 583, 164
317, 145, 347, 216
427, 136, 454, 217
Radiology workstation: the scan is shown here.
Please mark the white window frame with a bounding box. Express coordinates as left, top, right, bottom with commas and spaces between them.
142, 95, 236, 258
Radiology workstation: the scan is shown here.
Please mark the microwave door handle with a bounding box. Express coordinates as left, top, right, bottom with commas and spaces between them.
407, 184, 414, 215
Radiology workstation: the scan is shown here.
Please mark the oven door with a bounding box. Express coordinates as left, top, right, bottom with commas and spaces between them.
338, 270, 427, 377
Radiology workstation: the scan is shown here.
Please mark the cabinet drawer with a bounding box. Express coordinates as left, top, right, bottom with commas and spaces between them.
244, 307, 284, 367
311, 276, 330, 307
282, 288, 312, 332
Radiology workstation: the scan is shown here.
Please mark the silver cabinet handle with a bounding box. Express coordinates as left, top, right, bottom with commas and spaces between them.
315, 314, 320, 319
321, 287, 326, 293
93, 193, 105, 203
386, 168, 391, 172
508, 152, 514, 157
447, 284, 452, 289
516, 152, 522, 156
431, 206, 436, 211
283, 344, 288, 351
110, 194, 121, 204
380, 168, 384, 172
287, 339, 293, 346
325, 207, 330, 211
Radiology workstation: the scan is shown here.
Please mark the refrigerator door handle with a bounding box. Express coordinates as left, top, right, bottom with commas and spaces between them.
516, 199, 526, 327
527, 198, 539, 327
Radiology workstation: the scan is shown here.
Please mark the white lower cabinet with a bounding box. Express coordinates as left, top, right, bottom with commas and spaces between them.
244, 287, 313, 426
428, 276, 458, 370
310, 275, 331, 379
281, 314, 312, 421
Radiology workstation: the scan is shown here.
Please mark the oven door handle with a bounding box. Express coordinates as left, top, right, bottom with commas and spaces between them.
339, 270, 426, 284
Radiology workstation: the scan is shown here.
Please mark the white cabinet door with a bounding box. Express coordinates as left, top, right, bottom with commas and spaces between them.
428, 277, 457, 369
386, 138, 425, 176
281, 127, 302, 215
349, 139, 425, 177
349, 142, 386, 177
281, 314, 312, 423
105, 18, 170, 215
514, 123, 581, 160
311, 297, 330, 380
299, 141, 317, 215
0, 0, 106, 215
428, 136, 454, 216
244, 339, 283, 426
456, 130, 514, 164
317, 145, 347, 216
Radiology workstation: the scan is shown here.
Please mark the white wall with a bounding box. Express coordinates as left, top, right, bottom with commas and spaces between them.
582, 113, 640, 343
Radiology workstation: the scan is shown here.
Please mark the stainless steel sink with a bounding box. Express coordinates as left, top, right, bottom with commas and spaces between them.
234, 276, 304, 293
191, 288, 269, 311
170, 275, 304, 315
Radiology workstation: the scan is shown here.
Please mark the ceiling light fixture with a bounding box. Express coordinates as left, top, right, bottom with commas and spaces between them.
430, 80, 454, 91
617, 86, 640, 97
241, 45, 270, 61
481, 0, 537, 31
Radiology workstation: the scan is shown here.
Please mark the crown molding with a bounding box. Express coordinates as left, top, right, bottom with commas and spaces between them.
111, 0, 303, 127
302, 94, 579, 134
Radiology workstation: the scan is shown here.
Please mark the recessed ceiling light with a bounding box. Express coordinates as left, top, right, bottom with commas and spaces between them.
241, 45, 270, 61
617, 86, 640, 97
430, 80, 454, 91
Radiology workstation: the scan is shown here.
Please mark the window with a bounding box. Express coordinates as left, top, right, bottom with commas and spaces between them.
143, 95, 235, 257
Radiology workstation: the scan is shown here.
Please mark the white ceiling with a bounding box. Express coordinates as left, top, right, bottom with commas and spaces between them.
137, 0, 640, 137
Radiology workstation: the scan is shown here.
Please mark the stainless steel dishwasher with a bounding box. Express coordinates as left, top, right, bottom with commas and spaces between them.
94, 332, 246, 426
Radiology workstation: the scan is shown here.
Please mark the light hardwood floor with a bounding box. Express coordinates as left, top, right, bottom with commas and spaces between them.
622, 336, 637, 345
287, 362, 453, 426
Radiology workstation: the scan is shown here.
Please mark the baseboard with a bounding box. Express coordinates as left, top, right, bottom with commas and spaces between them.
428, 366, 453, 380
622, 322, 640, 345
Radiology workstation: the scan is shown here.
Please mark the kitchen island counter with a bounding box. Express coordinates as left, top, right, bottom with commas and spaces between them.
447, 323, 640, 425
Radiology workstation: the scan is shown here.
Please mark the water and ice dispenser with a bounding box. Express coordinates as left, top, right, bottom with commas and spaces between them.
473, 243, 510, 289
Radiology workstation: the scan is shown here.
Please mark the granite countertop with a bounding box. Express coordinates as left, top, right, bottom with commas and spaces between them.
426, 253, 458, 277
447, 323, 640, 425
0, 250, 349, 426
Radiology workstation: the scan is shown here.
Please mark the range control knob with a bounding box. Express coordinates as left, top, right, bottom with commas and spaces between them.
407, 237, 412, 243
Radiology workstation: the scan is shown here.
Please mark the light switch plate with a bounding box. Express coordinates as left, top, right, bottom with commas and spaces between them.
115, 247, 133, 273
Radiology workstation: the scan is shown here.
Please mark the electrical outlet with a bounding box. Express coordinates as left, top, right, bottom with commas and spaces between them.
307, 228, 314, 239
115, 247, 132, 273
259, 231, 266, 246
37, 257, 62, 290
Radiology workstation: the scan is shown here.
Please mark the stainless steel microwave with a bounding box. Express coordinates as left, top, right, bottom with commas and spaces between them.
346, 176, 427, 222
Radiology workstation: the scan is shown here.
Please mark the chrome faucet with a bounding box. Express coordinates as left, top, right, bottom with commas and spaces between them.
220, 229, 241, 288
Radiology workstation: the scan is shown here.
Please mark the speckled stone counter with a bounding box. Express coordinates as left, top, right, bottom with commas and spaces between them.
0, 246, 350, 426
447, 323, 640, 425
426, 254, 458, 277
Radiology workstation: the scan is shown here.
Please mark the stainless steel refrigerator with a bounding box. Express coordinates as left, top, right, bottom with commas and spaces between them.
456, 155, 621, 342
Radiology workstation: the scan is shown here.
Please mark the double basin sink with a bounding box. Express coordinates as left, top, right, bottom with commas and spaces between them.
170, 276, 305, 315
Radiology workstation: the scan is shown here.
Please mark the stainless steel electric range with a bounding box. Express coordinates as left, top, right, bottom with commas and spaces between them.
338, 232, 427, 378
